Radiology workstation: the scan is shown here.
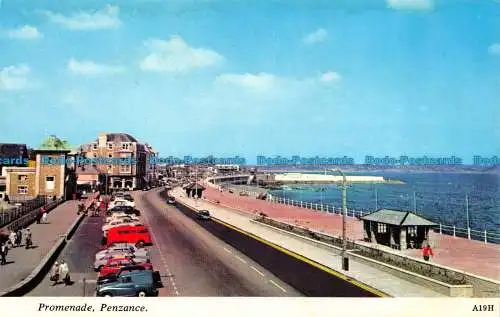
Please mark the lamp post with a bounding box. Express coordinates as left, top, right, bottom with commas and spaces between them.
334, 168, 349, 271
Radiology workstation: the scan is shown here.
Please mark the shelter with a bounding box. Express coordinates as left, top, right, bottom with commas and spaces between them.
360, 209, 437, 250
183, 182, 206, 198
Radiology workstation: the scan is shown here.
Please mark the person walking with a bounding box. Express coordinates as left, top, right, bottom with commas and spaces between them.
59, 260, 70, 285
50, 261, 60, 285
422, 243, 434, 261
25, 228, 32, 249
15, 230, 22, 247
0, 242, 7, 265
9, 231, 16, 248
42, 211, 48, 224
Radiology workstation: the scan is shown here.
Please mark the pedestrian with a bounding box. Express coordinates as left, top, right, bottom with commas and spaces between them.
59, 260, 70, 285
9, 231, 16, 248
42, 211, 48, 224
422, 243, 434, 261
50, 261, 60, 285
16, 230, 22, 247
0, 243, 7, 265
25, 228, 32, 249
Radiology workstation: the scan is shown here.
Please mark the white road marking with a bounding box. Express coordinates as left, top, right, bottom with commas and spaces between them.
223, 247, 232, 253
250, 266, 265, 277
235, 255, 247, 264
80, 279, 97, 283
269, 280, 287, 293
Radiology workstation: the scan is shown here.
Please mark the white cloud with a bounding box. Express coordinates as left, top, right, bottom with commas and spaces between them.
302, 28, 328, 44
387, 0, 433, 10
488, 43, 500, 55
215, 73, 279, 92
42, 5, 120, 30
0, 64, 31, 91
140, 36, 224, 72
319, 71, 342, 83
6, 25, 43, 40
67, 59, 125, 76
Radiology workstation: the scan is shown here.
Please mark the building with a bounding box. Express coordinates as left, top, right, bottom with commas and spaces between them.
215, 164, 240, 174
77, 133, 155, 191
1, 148, 71, 201
0, 144, 30, 200
360, 209, 438, 250
144, 143, 159, 187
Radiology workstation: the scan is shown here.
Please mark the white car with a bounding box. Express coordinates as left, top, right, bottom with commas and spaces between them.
105, 213, 139, 224
102, 219, 143, 233
95, 244, 150, 260
108, 198, 135, 209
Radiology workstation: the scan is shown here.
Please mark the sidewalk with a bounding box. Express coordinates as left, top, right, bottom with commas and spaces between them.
200, 186, 500, 281
0, 200, 80, 292
171, 188, 442, 297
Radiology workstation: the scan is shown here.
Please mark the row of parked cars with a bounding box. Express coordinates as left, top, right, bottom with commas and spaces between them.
93, 192, 162, 297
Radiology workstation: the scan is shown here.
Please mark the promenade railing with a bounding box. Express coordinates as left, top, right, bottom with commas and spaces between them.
233, 189, 500, 245
0, 195, 53, 228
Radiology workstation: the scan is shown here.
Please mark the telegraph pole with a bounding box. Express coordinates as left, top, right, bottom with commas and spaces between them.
334, 168, 349, 271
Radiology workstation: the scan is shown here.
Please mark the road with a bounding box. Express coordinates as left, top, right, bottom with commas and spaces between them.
27, 190, 302, 296
138, 189, 302, 296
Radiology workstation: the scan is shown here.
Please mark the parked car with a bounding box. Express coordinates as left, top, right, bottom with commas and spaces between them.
106, 225, 152, 248
104, 214, 140, 224
108, 198, 135, 209
107, 205, 140, 216
197, 210, 211, 220
95, 270, 160, 297
99, 257, 153, 278
123, 194, 134, 202
102, 220, 143, 236
94, 252, 151, 272
166, 197, 176, 204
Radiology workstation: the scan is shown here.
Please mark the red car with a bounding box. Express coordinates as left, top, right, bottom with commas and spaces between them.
106, 225, 152, 247
99, 257, 153, 278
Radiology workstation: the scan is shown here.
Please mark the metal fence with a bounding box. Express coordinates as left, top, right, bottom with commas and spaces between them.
231, 189, 500, 245
0, 195, 52, 228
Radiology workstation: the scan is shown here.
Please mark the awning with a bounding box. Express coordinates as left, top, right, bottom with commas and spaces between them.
77, 180, 94, 185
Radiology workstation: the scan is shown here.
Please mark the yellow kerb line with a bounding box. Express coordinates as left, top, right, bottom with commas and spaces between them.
210, 217, 391, 298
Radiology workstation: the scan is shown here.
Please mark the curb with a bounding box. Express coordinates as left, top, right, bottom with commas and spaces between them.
0, 213, 86, 297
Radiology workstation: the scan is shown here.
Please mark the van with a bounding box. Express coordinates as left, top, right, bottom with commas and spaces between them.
96, 270, 159, 297
106, 225, 152, 248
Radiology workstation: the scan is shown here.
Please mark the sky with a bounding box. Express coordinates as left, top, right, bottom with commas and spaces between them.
0, 0, 499, 164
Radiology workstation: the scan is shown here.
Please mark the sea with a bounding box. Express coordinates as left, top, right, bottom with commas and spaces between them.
266, 171, 500, 241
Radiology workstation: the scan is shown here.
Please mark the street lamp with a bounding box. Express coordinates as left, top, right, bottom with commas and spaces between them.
333, 168, 349, 271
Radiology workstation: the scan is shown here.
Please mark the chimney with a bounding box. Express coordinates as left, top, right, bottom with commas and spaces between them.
98, 132, 107, 147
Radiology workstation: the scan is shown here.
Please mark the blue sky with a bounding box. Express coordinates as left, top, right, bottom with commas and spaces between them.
0, 0, 499, 163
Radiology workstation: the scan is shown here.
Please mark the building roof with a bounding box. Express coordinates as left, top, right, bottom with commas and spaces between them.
0, 144, 28, 158
360, 209, 437, 226
105, 133, 138, 143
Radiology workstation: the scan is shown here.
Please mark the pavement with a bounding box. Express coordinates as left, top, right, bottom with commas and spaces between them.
0, 200, 80, 292
201, 185, 500, 281
26, 189, 302, 297
171, 187, 442, 297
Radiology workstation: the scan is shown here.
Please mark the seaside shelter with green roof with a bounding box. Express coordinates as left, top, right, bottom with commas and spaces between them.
360, 209, 437, 250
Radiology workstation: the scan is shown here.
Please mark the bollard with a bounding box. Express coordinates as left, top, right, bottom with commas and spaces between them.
467, 228, 471, 240
453, 226, 456, 237
439, 223, 442, 234
300, 201, 303, 208
484, 230, 487, 244
83, 277, 86, 297
315, 203, 318, 210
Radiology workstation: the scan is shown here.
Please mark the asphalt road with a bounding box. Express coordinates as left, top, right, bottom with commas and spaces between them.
137, 189, 302, 297
26, 215, 104, 297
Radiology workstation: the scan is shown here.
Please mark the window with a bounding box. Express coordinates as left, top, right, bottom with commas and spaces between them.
377, 223, 387, 233
45, 176, 55, 191
109, 154, 113, 158
408, 226, 417, 235
18, 186, 28, 194
18, 175, 28, 181
93, 143, 97, 150
122, 143, 129, 150
108, 143, 113, 150
120, 165, 131, 173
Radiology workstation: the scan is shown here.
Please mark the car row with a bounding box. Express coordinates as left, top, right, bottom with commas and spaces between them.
94, 199, 161, 297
